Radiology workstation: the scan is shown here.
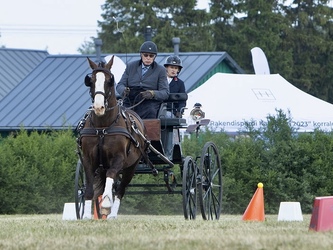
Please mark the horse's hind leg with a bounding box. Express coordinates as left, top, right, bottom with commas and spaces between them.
82, 164, 95, 219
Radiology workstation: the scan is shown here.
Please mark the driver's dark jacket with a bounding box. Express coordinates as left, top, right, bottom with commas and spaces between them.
116, 60, 169, 101
116, 59, 169, 119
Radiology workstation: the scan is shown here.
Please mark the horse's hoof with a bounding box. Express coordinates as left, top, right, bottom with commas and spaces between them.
100, 207, 111, 216
101, 195, 112, 208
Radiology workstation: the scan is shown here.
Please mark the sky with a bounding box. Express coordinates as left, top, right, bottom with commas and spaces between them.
0, 0, 209, 55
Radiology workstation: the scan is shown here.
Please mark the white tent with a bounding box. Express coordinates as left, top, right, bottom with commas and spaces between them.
184, 73, 333, 133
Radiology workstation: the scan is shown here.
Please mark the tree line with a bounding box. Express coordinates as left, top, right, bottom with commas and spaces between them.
78, 0, 333, 104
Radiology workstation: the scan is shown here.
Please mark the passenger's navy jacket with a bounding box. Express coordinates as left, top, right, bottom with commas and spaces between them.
168, 76, 186, 115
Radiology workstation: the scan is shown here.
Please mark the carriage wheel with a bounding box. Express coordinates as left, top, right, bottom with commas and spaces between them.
182, 156, 197, 220
198, 142, 222, 220
74, 159, 86, 220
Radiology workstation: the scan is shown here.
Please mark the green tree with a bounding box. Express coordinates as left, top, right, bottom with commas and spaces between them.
209, 0, 333, 103
77, 40, 96, 54
210, 0, 293, 75
79, 0, 333, 104
97, 0, 212, 53
282, 0, 333, 103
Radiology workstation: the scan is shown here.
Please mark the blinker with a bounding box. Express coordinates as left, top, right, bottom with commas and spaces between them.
84, 74, 92, 86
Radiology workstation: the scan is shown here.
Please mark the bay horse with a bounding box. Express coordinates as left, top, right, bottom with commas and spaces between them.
78, 56, 152, 219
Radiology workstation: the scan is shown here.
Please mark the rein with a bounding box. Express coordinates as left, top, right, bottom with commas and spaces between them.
106, 105, 118, 112
124, 98, 145, 110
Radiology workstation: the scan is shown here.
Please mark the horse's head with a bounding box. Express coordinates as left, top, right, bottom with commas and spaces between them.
85, 56, 115, 116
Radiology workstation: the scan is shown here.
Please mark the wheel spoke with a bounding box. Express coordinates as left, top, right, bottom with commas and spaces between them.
182, 156, 197, 220
75, 160, 86, 220
198, 142, 222, 220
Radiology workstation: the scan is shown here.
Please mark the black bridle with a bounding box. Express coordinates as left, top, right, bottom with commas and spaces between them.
89, 67, 117, 111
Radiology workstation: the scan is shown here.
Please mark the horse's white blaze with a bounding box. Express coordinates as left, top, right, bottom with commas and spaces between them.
102, 177, 114, 208
93, 72, 106, 115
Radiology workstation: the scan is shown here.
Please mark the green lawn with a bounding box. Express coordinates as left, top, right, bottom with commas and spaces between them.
0, 214, 332, 250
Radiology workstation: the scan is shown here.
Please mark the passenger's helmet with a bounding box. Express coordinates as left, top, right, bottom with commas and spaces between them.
139, 41, 158, 54
164, 55, 183, 72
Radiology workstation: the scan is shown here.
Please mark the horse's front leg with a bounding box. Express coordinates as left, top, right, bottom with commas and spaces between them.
101, 177, 122, 219
100, 177, 114, 217
100, 158, 123, 219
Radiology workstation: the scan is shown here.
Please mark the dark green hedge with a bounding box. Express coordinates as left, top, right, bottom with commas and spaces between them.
0, 129, 77, 214
1, 110, 333, 214
182, 110, 333, 214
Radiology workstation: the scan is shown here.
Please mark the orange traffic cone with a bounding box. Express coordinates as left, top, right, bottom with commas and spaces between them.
242, 182, 265, 221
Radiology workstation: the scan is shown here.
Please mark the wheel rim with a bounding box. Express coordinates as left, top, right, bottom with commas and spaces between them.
74, 160, 86, 220
198, 142, 222, 220
182, 156, 197, 220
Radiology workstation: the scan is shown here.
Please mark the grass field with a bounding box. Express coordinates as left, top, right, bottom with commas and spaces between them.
0, 214, 333, 250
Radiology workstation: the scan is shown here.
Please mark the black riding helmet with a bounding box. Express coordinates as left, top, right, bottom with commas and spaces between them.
139, 41, 158, 54
164, 55, 183, 73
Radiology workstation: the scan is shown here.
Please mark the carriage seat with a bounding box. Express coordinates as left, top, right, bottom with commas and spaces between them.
142, 118, 167, 162
158, 93, 188, 127
143, 119, 161, 142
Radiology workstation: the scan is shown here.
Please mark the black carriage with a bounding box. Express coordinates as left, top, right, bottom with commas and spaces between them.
75, 92, 222, 220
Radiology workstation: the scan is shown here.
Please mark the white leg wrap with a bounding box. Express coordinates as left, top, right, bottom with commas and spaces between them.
108, 196, 120, 219
82, 200, 92, 220
102, 178, 114, 208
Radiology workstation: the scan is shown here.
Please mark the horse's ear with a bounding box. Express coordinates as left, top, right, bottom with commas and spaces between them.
84, 74, 92, 87
105, 55, 114, 70
87, 57, 97, 69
